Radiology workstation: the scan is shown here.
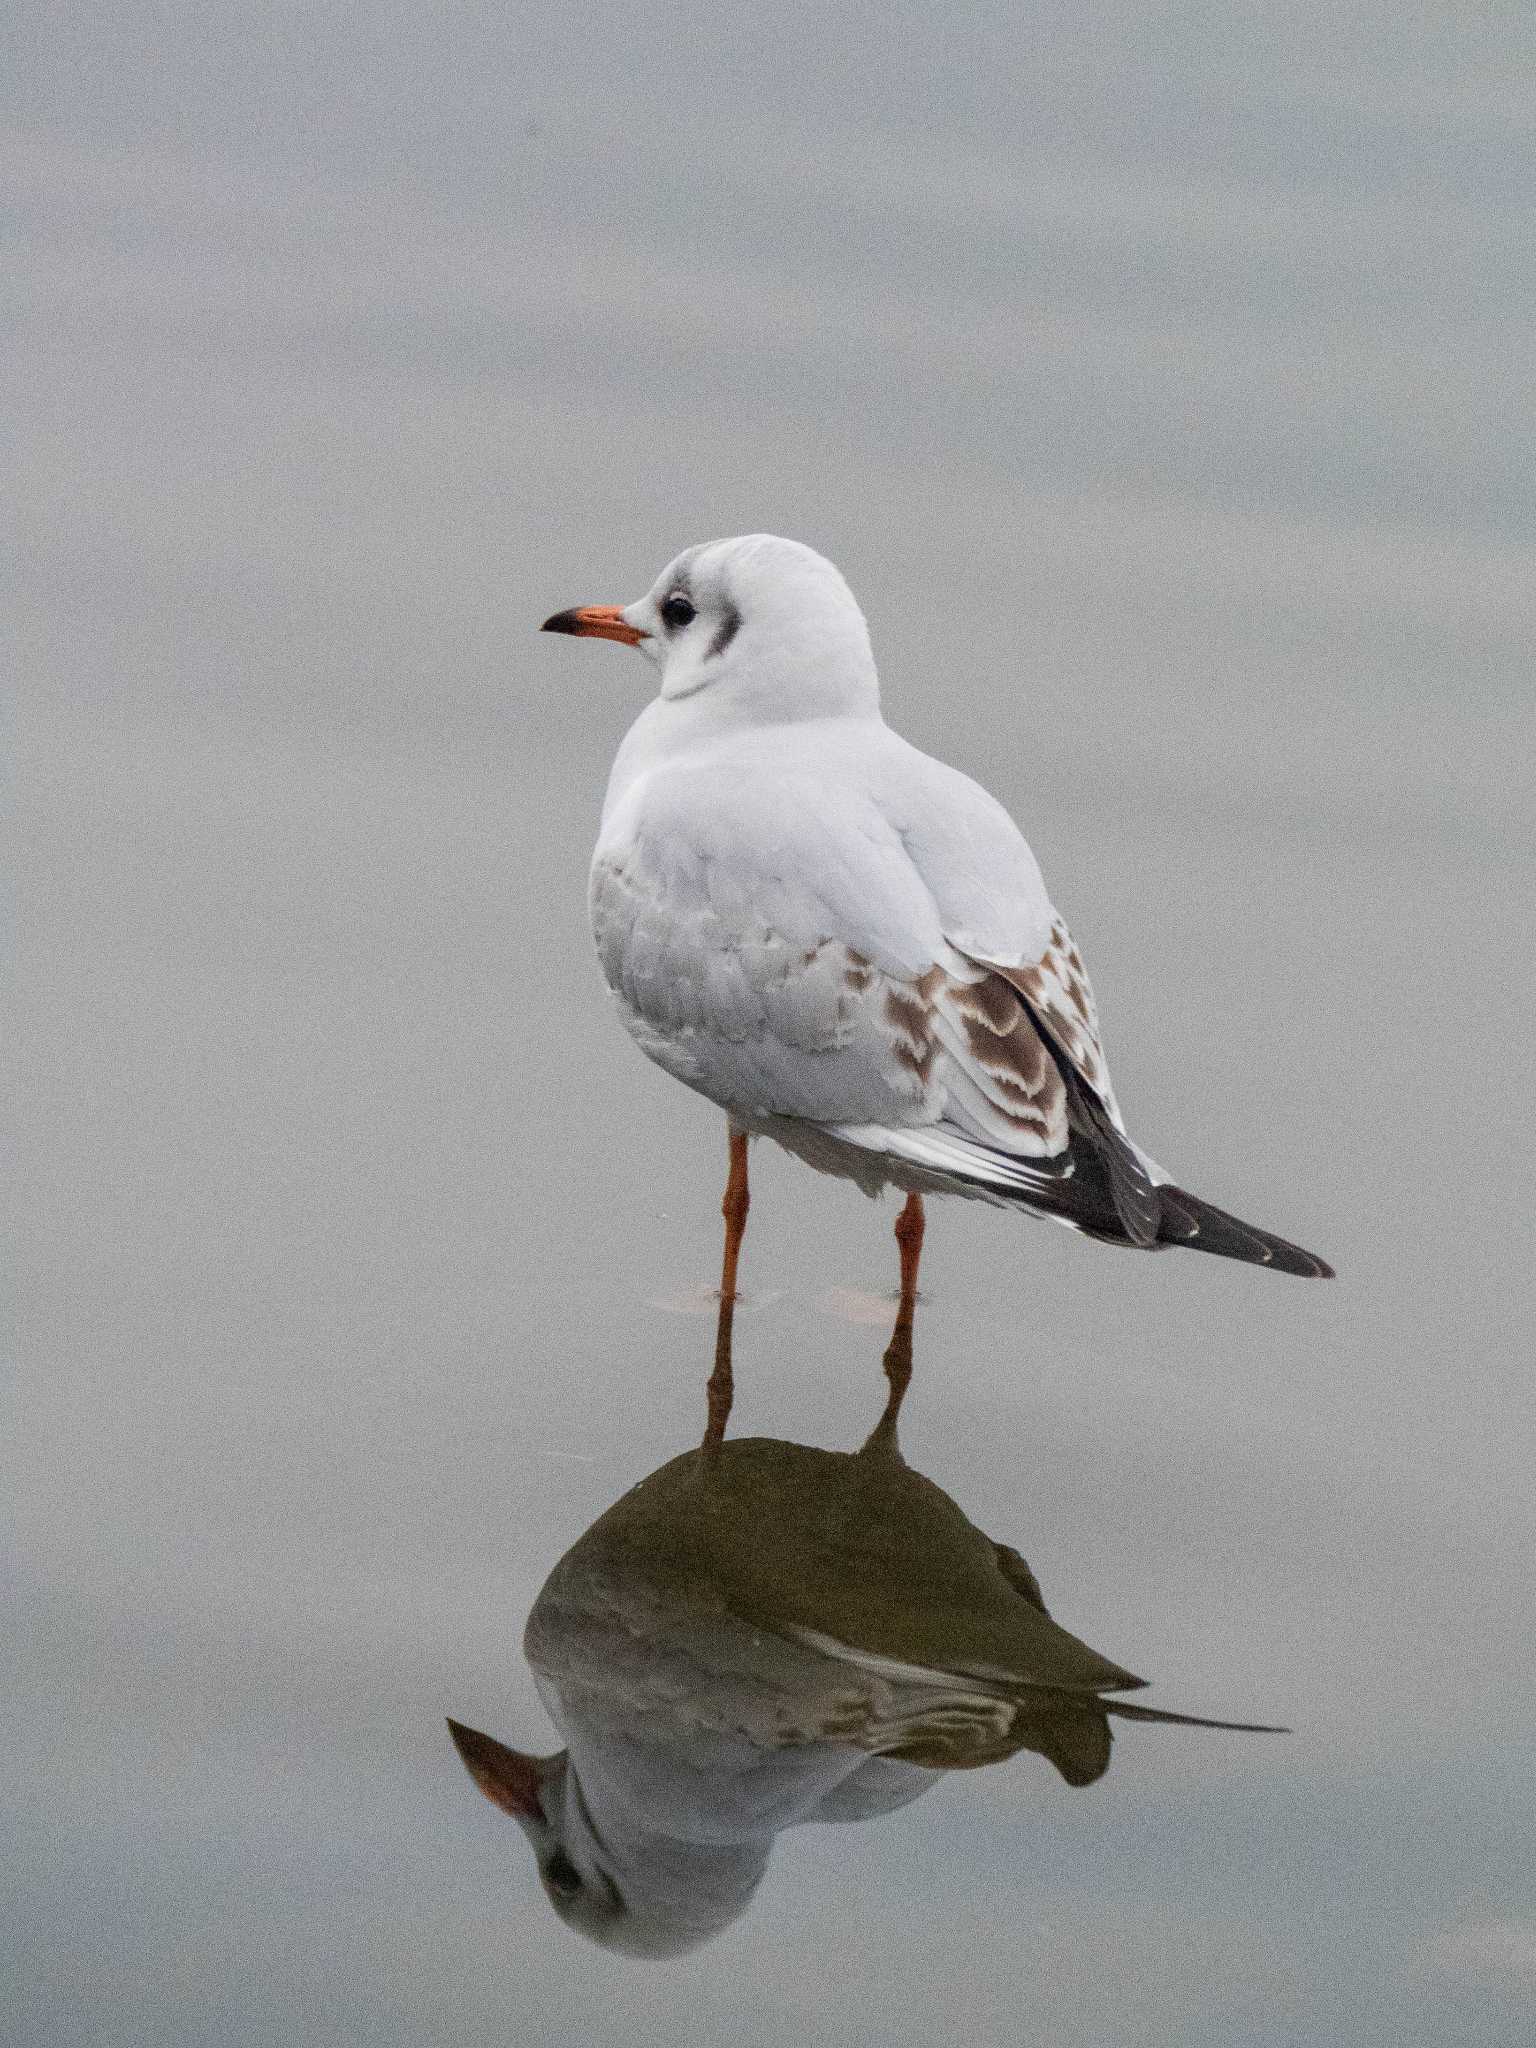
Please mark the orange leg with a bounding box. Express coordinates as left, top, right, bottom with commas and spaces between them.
875, 1192, 925, 1433
704, 1129, 750, 1451
893, 1190, 925, 1330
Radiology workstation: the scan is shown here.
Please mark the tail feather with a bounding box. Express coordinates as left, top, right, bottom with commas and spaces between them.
1029, 1695, 1286, 1788
826, 1124, 1334, 1277
1156, 1184, 1335, 1278
1105, 1698, 1289, 1735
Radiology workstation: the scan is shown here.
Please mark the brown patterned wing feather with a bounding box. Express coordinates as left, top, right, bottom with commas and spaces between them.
968, 918, 1162, 1248
873, 962, 1070, 1160
1154, 1184, 1335, 1278
994, 918, 1121, 1122
934, 968, 1071, 1157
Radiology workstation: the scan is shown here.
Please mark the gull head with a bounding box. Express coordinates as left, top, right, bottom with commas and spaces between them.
446, 1721, 609, 1933
542, 533, 879, 719
445, 1718, 744, 1958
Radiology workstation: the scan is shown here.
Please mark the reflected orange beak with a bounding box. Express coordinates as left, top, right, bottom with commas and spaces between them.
540, 603, 647, 646
446, 1718, 561, 1823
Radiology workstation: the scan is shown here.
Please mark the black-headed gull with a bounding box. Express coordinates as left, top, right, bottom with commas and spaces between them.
448, 1387, 1279, 1955
543, 534, 1333, 1319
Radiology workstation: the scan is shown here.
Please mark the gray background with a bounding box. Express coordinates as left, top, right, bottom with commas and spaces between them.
12, 3, 1536, 2042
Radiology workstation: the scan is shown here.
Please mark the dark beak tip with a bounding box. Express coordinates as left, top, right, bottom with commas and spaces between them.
540, 609, 582, 636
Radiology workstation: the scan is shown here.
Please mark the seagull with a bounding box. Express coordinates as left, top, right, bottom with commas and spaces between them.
543, 534, 1333, 1319
448, 1392, 1281, 1956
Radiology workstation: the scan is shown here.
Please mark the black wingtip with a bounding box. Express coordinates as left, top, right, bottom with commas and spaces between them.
1106, 1699, 1291, 1734
1157, 1185, 1335, 1278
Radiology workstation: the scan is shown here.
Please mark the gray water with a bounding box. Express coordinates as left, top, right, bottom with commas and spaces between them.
13, 5, 1536, 2043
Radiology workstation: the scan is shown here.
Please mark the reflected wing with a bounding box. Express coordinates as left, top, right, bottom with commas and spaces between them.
786, 1626, 1127, 1784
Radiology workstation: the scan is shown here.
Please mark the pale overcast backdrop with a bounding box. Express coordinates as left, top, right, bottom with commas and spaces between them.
12, 5, 1536, 2044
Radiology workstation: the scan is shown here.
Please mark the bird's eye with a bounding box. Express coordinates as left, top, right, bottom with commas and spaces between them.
659, 592, 696, 630
543, 1850, 582, 1900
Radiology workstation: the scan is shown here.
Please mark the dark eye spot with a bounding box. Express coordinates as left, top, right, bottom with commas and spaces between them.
659, 591, 696, 630
707, 603, 741, 660
544, 1850, 582, 1899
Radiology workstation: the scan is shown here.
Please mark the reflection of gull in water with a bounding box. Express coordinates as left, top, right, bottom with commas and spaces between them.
542, 531, 1332, 1371
448, 1361, 1281, 1958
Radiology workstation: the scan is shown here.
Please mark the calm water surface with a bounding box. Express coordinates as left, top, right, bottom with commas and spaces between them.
15, 5, 1535, 2043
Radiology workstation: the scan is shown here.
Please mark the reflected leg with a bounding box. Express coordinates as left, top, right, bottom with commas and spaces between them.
875, 1191, 925, 1434
704, 1128, 750, 1451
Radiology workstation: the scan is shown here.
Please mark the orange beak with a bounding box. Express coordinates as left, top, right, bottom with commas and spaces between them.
540, 603, 647, 647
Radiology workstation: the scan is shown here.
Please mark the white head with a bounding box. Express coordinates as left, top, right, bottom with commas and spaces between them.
541, 533, 879, 721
